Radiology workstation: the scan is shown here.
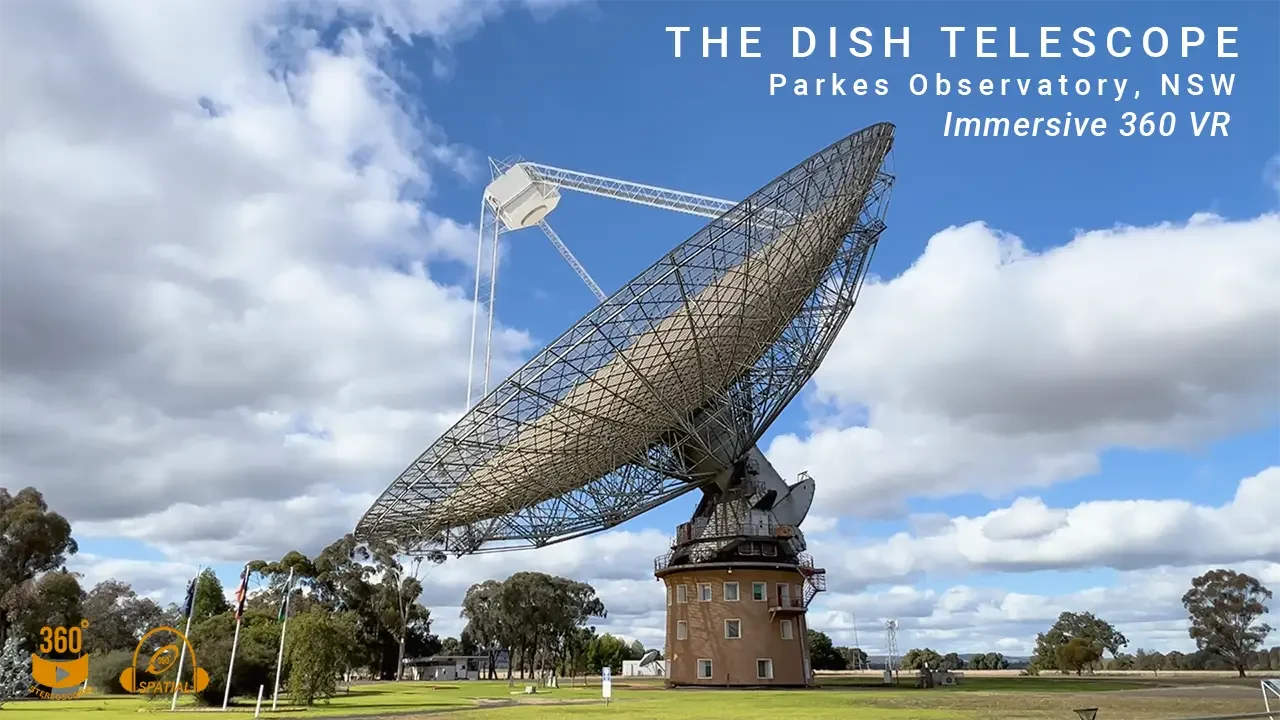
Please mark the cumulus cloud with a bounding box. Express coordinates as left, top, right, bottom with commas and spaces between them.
769, 214, 1280, 518
68, 554, 199, 603
815, 561, 1280, 656
0, 0, 560, 553
814, 466, 1280, 591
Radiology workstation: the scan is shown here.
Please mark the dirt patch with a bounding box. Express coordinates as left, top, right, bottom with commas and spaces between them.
1113, 684, 1263, 701
858, 688, 1266, 720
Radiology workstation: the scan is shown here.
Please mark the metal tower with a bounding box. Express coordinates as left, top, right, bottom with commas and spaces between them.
885, 620, 899, 677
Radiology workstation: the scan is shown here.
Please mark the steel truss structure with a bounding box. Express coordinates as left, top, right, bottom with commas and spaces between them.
358, 123, 895, 555
466, 159, 797, 409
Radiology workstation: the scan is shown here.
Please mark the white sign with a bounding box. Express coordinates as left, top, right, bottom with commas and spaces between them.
601, 666, 612, 699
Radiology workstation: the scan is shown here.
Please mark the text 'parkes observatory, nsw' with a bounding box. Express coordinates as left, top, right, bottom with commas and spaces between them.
357, 122, 896, 687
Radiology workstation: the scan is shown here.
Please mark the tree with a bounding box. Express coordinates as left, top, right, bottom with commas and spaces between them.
187, 568, 230, 622
0, 635, 32, 706
808, 630, 847, 670
1107, 653, 1134, 670
460, 580, 507, 680
1182, 569, 1274, 678
190, 610, 280, 705
900, 647, 943, 670
1134, 648, 1165, 675
971, 652, 1009, 670
0, 487, 78, 647
367, 543, 445, 681
940, 652, 965, 670
585, 633, 629, 674
286, 610, 357, 705
839, 646, 869, 670
627, 639, 646, 661
11, 569, 84, 654
82, 579, 165, 654
1032, 612, 1128, 672
253, 539, 436, 680
1056, 638, 1103, 675
561, 626, 596, 679
462, 572, 606, 682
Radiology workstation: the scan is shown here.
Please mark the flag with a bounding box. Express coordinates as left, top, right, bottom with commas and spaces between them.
180, 575, 197, 618
276, 570, 294, 622
233, 565, 250, 620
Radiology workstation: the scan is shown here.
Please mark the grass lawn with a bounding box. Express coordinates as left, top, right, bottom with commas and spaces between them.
1, 676, 1267, 720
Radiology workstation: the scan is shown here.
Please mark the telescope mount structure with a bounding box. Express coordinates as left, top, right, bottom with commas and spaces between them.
360, 124, 896, 688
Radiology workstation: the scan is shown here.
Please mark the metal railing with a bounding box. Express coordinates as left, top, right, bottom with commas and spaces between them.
671, 519, 801, 548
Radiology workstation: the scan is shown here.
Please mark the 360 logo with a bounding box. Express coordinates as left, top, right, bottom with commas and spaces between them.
119, 626, 210, 695
29, 620, 92, 699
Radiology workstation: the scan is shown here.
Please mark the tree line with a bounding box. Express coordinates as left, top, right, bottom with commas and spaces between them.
1, 486, 1274, 708
456, 573, 660, 682
873, 571, 1274, 678
0, 488, 635, 707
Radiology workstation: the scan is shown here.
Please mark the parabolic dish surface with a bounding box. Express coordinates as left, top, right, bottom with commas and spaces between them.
357, 123, 895, 554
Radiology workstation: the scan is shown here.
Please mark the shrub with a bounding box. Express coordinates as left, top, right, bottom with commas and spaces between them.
89, 649, 156, 695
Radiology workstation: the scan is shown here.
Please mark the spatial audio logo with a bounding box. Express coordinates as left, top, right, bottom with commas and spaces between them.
119, 626, 210, 695
29, 620, 92, 699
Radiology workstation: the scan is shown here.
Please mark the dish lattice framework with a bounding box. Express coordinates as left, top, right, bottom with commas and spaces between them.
358, 123, 895, 554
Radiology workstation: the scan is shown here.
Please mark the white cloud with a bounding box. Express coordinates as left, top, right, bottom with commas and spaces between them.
1265, 154, 1280, 199
815, 561, 1280, 656
68, 554, 198, 604
0, 0, 568, 556
814, 466, 1280, 591
769, 214, 1280, 518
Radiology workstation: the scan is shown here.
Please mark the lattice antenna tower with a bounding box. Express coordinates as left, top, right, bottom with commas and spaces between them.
466, 158, 766, 409
885, 619, 899, 676
851, 611, 862, 670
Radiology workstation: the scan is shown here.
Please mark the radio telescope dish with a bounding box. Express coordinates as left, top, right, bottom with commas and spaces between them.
357, 123, 895, 555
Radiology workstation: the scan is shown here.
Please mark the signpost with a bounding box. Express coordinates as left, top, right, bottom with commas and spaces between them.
601, 666, 612, 706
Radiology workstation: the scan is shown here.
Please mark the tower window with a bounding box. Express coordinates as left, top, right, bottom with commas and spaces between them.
723, 581, 740, 602
676, 620, 688, 640
697, 658, 713, 679
751, 582, 766, 601
725, 619, 741, 639
781, 619, 794, 640
699, 583, 712, 602
756, 658, 774, 680
676, 584, 687, 603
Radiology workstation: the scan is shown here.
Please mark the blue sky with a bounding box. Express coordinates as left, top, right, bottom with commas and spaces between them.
410, 0, 1278, 585
4, 0, 1276, 654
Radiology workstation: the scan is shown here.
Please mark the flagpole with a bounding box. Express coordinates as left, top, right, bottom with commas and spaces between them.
171, 566, 202, 712
221, 617, 243, 710
271, 567, 295, 711
222, 564, 250, 711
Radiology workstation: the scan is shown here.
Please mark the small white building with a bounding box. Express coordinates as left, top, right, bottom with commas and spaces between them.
402, 655, 488, 681
621, 659, 665, 677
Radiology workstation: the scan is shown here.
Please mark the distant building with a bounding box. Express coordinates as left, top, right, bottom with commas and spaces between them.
401, 655, 488, 681
622, 659, 666, 677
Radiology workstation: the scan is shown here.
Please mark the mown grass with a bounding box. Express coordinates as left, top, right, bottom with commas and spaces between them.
1, 675, 1264, 720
